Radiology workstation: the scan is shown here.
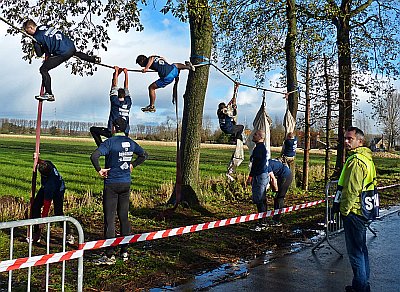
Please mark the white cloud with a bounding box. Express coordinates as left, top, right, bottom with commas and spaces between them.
162, 18, 171, 27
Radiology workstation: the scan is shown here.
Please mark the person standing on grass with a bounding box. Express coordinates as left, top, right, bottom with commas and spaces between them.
90, 117, 148, 265
90, 66, 131, 146
267, 158, 293, 226
23, 19, 101, 102
338, 126, 377, 292
30, 159, 74, 245
246, 130, 269, 232
135, 54, 195, 112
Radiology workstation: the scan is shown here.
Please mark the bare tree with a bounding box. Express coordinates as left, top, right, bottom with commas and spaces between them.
375, 89, 400, 150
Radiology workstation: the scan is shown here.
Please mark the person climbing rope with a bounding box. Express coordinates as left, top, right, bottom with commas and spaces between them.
90, 66, 131, 146
23, 19, 101, 101
217, 102, 244, 144
135, 55, 195, 112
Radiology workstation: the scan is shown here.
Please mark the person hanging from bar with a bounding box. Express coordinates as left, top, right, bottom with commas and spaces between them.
135, 54, 195, 112
23, 19, 101, 101
90, 66, 131, 146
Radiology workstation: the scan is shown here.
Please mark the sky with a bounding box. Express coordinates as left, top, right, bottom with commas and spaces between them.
0, 4, 387, 133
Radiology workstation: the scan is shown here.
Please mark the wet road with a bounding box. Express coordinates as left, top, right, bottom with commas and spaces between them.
206, 207, 400, 292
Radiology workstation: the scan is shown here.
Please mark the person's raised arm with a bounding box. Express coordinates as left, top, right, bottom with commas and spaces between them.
142, 56, 155, 73
123, 68, 128, 89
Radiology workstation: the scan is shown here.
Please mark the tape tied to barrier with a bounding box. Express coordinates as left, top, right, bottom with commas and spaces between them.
0, 198, 325, 272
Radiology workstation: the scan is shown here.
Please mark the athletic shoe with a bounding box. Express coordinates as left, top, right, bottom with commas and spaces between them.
185, 61, 196, 71
226, 173, 234, 182
249, 223, 269, 232
35, 93, 55, 102
121, 252, 129, 262
141, 105, 156, 113
66, 234, 75, 245
270, 220, 283, 227
26, 235, 41, 244
93, 255, 116, 265
94, 56, 101, 64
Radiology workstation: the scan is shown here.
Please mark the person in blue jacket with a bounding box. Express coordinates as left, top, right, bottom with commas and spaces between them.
281, 132, 297, 163
90, 66, 131, 146
30, 159, 74, 244
136, 55, 195, 112
247, 130, 269, 231
217, 102, 244, 143
268, 158, 293, 225
23, 19, 101, 101
90, 117, 148, 265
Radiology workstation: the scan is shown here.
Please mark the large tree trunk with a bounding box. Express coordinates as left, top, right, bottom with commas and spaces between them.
335, 1, 353, 171
179, 1, 213, 207
302, 55, 311, 191
285, 0, 299, 119
324, 54, 332, 185
285, 0, 298, 187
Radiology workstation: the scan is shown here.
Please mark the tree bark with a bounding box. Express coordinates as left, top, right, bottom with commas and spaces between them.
285, 0, 299, 119
334, 0, 353, 171
284, 0, 298, 188
302, 55, 311, 191
324, 54, 332, 184
179, 0, 213, 206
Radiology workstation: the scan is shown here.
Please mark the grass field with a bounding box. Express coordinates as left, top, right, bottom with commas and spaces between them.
0, 134, 399, 291
0, 134, 333, 200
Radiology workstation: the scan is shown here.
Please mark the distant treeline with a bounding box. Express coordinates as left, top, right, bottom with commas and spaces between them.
0, 117, 296, 146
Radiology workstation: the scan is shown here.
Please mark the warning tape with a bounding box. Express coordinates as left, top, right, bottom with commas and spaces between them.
377, 184, 400, 190
0, 198, 325, 272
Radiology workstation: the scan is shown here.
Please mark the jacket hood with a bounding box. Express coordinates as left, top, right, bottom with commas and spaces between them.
349, 146, 373, 161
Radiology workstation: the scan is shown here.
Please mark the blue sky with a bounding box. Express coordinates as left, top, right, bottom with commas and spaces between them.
0, 5, 385, 133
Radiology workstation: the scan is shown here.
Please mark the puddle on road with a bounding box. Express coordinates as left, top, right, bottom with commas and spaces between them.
150, 228, 326, 291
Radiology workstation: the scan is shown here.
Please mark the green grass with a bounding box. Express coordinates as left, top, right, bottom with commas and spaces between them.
0, 135, 399, 291
0, 136, 237, 199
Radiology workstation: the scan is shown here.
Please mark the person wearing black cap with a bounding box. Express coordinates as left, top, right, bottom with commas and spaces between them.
30, 159, 74, 244
90, 117, 148, 265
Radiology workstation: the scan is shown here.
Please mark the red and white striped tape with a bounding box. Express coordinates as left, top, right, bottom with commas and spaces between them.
0, 198, 325, 272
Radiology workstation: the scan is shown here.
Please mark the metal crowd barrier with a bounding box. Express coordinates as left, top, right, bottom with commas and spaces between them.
0, 216, 84, 292
312, 180, 344, 255
312, 180, 383, 256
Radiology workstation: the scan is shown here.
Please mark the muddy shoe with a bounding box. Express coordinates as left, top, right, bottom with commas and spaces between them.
93, 255, 116, 265
94, 56, 101, 64
270, 220, 282, 227
66, 234, 75, 245
141, 105, 156, 113
185, 61, 195, 71
121, 252, 129, 262
226, 173, 234, 182
35, 93, 55, 102
249, 223, 268, 232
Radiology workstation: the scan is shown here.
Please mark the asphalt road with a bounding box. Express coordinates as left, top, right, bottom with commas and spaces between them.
207, 207, 400, 292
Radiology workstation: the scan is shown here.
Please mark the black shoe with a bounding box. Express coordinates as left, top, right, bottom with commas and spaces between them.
345, 286, 356, 292
141, 105, 156, 113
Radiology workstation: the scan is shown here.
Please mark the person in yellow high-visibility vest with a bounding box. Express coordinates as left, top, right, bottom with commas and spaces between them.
339, 126, 377, 292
